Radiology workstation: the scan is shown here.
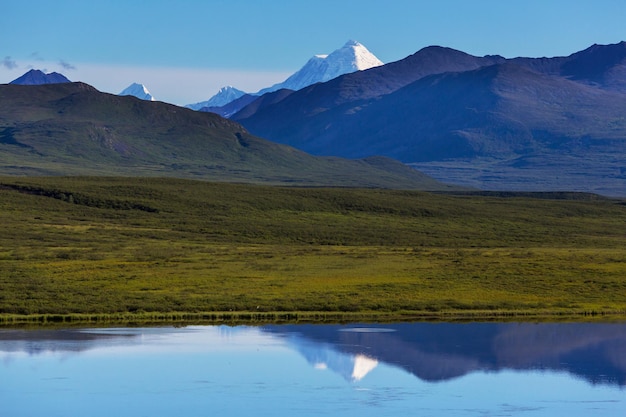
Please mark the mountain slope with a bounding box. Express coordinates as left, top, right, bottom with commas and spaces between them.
233, 42, 626, 196
10, 69, 71, 85
234, 42, 626, 149
326, 63, 626, 161
511, 41, 626, 92
232, 46, 504, 122
0, 82, 457, 190
558, 41, 626, 92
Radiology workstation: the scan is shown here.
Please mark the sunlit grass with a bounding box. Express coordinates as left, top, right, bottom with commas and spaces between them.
1, 176, 625, 323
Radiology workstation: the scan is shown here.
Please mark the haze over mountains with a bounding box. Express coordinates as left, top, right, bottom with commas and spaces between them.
231, 42, 626, 196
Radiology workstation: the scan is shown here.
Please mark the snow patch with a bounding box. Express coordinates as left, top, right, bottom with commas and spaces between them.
352, 354, 379, 381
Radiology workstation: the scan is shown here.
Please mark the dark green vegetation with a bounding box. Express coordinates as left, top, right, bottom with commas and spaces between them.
0, 82, 455, 190
1, 177, 625, 324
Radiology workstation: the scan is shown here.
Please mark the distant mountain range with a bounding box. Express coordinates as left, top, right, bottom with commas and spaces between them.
10, 70, 158, 102
0, 81, 458, 190
9, 69, 71, 85
188, 40, 383, 116
4, 41, 625, 195
186, 86, 246, 111
231, 42, 626, 196
265, 322, 626, 387
119, 83, 156, 101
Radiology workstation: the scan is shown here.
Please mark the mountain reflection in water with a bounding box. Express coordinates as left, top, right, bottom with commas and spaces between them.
264, 322, 626, 387
1, 322, 625, 387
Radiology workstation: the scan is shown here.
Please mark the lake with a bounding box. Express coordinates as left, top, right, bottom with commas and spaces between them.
1, 322, 625, 416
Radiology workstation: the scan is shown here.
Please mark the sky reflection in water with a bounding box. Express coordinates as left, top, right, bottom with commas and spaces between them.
1, 322, 625, 417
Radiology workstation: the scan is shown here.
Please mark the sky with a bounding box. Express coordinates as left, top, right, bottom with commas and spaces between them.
2, 0, 626, 105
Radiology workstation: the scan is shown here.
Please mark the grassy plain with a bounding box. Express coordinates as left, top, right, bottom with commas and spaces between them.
1, 176, 625, 324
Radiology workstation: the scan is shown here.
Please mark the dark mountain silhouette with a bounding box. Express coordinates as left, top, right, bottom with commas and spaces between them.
0, 82, 457, 190
510, 41, 626, 92
560, 42, 626, 91
9, 69, 71, 85
232, 42, 626, 196
326, 63, 624, 160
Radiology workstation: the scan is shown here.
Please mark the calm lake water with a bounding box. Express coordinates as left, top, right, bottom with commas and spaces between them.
1, 322, 625, 416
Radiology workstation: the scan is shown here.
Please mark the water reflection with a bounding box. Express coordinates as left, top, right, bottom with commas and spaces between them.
1, 322, 625, 416
281, 330, 380, 382
265, 322, 626, 387
2, 322, 625, 386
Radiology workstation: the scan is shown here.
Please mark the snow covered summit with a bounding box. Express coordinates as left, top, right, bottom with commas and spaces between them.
119, 83, 155, 101
187, 40, 383, 111
257, 40, 383, 95
186, 86, 246, 110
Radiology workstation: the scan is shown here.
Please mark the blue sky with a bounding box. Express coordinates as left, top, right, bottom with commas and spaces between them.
2, 0, 625, 105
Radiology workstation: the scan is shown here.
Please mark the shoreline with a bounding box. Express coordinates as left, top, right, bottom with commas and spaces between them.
2, 309, 625, 328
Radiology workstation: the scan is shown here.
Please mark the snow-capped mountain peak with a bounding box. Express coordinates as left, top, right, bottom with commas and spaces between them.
188, 40, 382, 113
186, 86, 246, 110
119, 83, 155, 101
257, 40, 383, 95
338, 40, 384, 71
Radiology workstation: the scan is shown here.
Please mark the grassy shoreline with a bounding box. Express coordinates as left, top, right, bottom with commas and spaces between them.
2, 177, 625, 326
2, 309, 625, 328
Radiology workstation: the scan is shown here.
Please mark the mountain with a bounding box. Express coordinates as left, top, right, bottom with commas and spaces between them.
186, 86, 246, 110
197, 93, 258, 118
119, 83, 155, 101
232, 46, 504, 122
261, 62, 626, 161
512, 41, 626, 92
228, 89, 295, 120
257, 40, 384, 95
9, 69, 71, 85
232, 42, 626, 196
0, 82, 459, 190
194, 40, 383, 116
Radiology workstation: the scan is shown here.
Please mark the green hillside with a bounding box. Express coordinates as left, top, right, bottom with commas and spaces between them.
0, 83, 454, 190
